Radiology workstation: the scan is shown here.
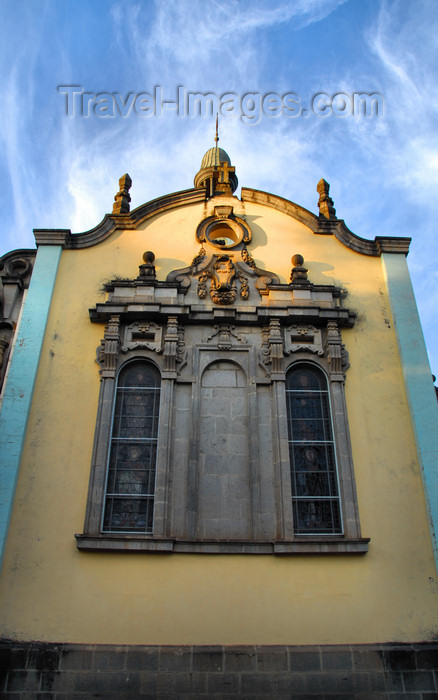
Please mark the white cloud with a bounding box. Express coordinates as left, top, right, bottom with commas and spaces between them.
1, 0, 437, 369
113, 0, 347, 87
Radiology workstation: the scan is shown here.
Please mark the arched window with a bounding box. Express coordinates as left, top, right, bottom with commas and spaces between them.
102, 361, 161, 533
286, 364, 342, 534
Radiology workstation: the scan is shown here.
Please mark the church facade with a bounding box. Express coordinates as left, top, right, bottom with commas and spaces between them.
0, 142, 437, 696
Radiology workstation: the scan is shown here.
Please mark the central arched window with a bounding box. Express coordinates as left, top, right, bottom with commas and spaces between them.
286, 364, 342, 534
102, 361, 161, 533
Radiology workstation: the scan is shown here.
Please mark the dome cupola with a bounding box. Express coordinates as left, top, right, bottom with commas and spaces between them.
194, 120, 238, 197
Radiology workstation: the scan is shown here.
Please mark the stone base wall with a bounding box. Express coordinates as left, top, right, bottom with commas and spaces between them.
1, 642, 437, 698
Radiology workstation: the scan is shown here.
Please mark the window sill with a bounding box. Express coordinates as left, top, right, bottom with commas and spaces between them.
75, 534, 370, 555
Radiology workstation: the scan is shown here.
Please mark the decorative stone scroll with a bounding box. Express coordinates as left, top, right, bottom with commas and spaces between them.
206, 324, 247, 350
191, 246, 206, 267
121, 321, 162, 353
284, 324, 324, 356
241, 247, 256, 269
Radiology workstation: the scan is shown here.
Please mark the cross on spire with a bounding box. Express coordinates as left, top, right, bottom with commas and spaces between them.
219, 160, 234, 184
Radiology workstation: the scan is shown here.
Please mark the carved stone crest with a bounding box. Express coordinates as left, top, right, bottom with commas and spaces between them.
167, 248, 279, 299
209, 255, 237, 305
197, 254, 249, 305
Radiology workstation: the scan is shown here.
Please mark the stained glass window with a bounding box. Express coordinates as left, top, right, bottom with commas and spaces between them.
102, 361, 160, 533
286, 364, 342, 534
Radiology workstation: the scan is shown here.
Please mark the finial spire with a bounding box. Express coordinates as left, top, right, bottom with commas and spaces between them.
214, 113, 219, 144
317, 178, 336, 219
112, 173, 132, 215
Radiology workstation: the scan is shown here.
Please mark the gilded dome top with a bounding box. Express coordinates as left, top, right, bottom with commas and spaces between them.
200, 146, 232, 170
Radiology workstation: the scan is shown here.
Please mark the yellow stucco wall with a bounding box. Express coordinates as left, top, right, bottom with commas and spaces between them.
0, 194, 436, 644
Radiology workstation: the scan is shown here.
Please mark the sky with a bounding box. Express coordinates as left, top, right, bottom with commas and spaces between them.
1, 0, 437, 375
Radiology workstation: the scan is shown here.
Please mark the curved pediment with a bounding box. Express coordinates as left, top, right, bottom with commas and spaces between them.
34, 188, 205, 249
241, 188, 411, 256
33, 183, 410, 257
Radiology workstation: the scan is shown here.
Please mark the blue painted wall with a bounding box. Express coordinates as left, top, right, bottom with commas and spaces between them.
382, 253, 438, 570
0, 245, 62, 568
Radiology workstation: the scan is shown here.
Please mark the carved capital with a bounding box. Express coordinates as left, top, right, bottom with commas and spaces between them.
259, 326, 271, 377
162, 317, 187, 372
325, 320, 348, 378
96, 315, 120, 375
268, 319, 284, 372
258, 321, 284, 376
163, 316, 179, 371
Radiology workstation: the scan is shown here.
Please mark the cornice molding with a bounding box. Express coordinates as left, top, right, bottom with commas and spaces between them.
241, 187, 320, 231
33, 229, 71, 247
75, 534, 369, 554
241, 187, 411, 257
33, 188, 206, 250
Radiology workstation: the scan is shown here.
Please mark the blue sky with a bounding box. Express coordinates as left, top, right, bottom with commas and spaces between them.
1, 0, 437, 375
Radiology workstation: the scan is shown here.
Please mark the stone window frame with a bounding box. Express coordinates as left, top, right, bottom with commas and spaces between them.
76, 324, 368, 555
79, 351, 167, 542
102, 358, 161, 535
284, 359, 356, 539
